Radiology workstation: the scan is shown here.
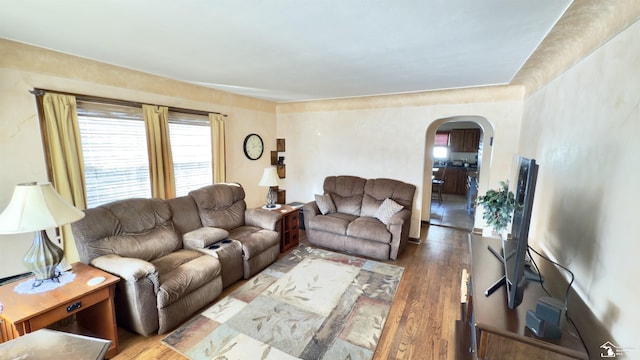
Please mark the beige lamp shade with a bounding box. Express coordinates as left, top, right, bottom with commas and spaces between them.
258, 167, 280, 187
0, 182, 85, 234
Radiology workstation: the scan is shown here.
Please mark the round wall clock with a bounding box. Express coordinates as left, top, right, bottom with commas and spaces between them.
243, 133, 264, 160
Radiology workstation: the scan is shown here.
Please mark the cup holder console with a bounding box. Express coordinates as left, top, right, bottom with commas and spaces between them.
207, 239, 233, 250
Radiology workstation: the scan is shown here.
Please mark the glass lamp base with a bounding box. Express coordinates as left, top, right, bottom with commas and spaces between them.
266, 187, 277, 208
23, 230, 64, 284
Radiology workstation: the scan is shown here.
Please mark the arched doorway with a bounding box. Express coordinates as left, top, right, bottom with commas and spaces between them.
422, 116, 494, 230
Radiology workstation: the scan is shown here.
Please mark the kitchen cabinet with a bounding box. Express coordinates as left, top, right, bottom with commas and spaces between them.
449, 129, 480, 152
448, 130, 464, 152
462, 129, 480, 152
442, 167, 468, 195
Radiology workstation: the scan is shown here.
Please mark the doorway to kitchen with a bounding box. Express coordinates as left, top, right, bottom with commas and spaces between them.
430, 194, 474, 229
423, 117, 490, 231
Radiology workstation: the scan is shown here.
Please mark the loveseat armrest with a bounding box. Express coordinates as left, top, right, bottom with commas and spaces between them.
91, 254, 158, 284
245, 208, 282, 231
303, 201, 320, 224
388, 208, 412, 260
388, 208, 411, 226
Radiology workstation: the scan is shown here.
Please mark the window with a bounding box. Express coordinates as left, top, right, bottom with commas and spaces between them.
433, 131, 449, 159
168, 112, 212, 196
433, 147, 448, 159
77, 101, 151, 208
434, 132, 449, 146
77, 101, 215, 207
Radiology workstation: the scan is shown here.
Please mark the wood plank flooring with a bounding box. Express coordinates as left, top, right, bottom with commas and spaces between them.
113, 224, 471, 360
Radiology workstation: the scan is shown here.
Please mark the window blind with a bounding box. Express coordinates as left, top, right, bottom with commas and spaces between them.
77, 101, 151, 208
168, 111, 213, 196
434, 132, 449, 146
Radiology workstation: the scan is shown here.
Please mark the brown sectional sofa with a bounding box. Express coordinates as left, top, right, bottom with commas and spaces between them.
71, 183, 281, 336
303, 176, 416, 260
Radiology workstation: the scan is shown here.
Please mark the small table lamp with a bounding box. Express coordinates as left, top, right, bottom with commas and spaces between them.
258, 166, 280, 208
0, 182, 85, 286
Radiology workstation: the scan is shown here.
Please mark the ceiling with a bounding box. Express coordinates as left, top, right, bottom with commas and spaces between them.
0, 0, 573, 102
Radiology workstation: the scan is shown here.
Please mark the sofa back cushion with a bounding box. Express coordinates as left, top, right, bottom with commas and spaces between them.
361, 178, 417, 217
189, 183, 246, 230
323, 176, 366, 216
71, 198, 181, 264
166, 195, 202, 237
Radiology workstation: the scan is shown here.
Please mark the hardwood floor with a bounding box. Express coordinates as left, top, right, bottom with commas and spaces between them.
113, 225, 471, 360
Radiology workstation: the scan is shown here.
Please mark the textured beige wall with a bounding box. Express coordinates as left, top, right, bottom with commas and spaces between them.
513, 0, 640, 96
521, 19, 640, 354
276, 87, 524, 239
0, 39, 277, 276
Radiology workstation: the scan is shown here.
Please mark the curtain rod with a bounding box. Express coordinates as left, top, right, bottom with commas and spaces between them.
29, 88, 227, 117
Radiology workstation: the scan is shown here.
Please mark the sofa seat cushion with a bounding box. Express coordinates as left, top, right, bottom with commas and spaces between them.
308, 213, 357, 235
228, 226, 280, 259
153, 250, 221, 308
347, 217, 392, 244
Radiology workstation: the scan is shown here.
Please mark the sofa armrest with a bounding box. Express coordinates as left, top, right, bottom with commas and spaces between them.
183, 227, 229, 249
387, 209, 412, 260
245, 208, 282, 231
389, 208, 411, 226
303, 201, 320, 224
90, 254, 161, 336
90, 254, 158, 284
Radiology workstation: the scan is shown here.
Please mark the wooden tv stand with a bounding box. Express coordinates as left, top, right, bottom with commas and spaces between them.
463, 234, 587, 360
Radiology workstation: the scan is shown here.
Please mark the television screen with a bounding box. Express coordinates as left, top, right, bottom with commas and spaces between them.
503, 156, 539, 308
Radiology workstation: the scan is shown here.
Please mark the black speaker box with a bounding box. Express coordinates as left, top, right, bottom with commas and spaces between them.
525, 296, 565, 339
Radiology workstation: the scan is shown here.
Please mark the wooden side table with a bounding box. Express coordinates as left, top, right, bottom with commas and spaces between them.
0, 262, 120, 358
269, 204, 300, 253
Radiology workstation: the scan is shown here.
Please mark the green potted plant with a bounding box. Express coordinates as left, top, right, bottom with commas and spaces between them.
476, 181, 516, 238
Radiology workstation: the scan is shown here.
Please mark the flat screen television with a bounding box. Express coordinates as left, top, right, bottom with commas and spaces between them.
505, 156, 539, 308
485, 156, 539, 309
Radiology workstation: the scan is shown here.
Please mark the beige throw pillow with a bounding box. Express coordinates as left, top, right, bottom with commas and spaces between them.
315, 194, 336, 215
375, 198, 404, 225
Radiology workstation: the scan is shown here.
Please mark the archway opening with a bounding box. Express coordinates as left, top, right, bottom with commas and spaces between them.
422, 116, 494, 231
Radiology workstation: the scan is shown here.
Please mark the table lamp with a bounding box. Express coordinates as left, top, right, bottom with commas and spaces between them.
258, 166, 280, 208
0, 182, 85, 286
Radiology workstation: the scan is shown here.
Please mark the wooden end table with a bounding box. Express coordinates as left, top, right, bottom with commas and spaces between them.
0, 262, 120, 358
267, 204, 300, 253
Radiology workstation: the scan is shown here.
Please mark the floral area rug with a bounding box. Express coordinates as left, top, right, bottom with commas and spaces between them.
162, 245, 404, 360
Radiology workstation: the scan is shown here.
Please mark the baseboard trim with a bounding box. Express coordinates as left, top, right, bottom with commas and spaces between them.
408, 237, 421, 244
0, 272, 31, 286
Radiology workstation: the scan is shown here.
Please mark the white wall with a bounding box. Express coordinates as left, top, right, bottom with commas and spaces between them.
276, 88, 524, 239
521, 19, 640, 351
0, 39, 277, 277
